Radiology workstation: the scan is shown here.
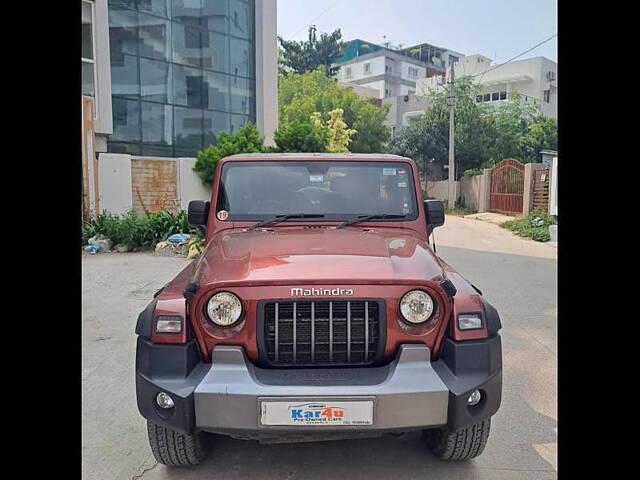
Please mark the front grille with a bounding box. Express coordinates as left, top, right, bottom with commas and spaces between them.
261, 300, 384, 366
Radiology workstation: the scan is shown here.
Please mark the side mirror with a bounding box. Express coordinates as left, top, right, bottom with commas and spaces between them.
188, 200, 210, 235
424, 200, 445, 235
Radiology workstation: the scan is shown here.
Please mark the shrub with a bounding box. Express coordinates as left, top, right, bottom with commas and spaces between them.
193, 123, 265, 187
463, 168, 483, 176
500, 210, 557, 242
82, 210, 200, 251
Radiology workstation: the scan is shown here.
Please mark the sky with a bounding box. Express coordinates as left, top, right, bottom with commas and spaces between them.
277, 0, 557, 63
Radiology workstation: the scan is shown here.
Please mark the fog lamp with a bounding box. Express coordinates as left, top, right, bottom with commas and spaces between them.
156, 392, 174, 409
467, 389, 482, 406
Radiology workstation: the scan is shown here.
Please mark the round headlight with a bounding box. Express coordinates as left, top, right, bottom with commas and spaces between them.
206, 292, 242, 326
400, 290, 434, 324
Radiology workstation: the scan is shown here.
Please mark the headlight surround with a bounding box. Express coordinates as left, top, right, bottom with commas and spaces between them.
206, 292, 243, 326
400, 290, 435, 324
457, 313, 483, 330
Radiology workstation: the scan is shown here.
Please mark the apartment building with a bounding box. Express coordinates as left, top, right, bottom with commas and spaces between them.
333, 39, 464, 99
417, 54, 557, 119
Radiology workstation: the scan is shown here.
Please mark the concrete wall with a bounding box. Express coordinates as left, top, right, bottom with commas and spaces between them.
93, 0, 113, 140
460, 175, 482, 210
98, 154, 132, 214
424, 180, 459, 205
97, 154, 212, 216
177, 158, 213, 211
254, 0, 278, 146
131, 158, 179, 214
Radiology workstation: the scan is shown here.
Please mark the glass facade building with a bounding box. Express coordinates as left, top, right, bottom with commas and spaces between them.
107, 0, 256, 157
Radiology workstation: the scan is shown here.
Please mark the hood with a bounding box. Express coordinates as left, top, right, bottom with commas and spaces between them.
192, 226, 445, 287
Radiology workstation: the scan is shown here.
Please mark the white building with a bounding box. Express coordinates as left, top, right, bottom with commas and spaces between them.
417, 54, 557, 119
334, 49, 430, 99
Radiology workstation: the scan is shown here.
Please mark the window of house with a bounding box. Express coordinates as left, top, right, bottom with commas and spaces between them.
476, 95, 483, 103
483, 93, 491, 102
345, 67, 352, 78
385, 88, 392, 97
500, 91, 507, 100
491, 92, 499, 101
364, 63, 371, 74
82, 0, 97, 116
449, 55, 459, 65
408, 66, 418, 77
385, 65, 392, 74
543, 89, 550, 103
408, 89, 415, 94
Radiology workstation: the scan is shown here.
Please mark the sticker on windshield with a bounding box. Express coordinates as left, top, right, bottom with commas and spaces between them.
397, 182, 407, 188
310, 174, 323, 183
383, 168, 396, 176
217, 210, 229, 221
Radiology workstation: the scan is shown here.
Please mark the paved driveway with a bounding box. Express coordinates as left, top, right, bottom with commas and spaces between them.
82, 217, 557, 480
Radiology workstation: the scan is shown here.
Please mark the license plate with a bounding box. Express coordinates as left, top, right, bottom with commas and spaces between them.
260, 399, 374, 426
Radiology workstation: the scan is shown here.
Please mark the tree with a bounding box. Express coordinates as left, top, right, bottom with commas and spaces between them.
488, 94, 557, 163
193, 123, 265, 186
388, 76, 496, 179
279, 25, 345, 77
278, 69, 391, 153
274, 115, 329, 152
387, 77, 558, 178
326, 108, 356, 153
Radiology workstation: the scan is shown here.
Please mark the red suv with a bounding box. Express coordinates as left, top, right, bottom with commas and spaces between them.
135, 154, 502, 466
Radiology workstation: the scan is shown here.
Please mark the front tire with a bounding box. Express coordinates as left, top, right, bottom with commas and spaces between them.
424, 418, 491, 460
147, 421, 208, 466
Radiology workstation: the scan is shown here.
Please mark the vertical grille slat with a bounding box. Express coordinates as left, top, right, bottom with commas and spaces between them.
263, 299, 382, 367
293, 302, 297, 364
347, 301, 351, 362
329, 301, 333, 362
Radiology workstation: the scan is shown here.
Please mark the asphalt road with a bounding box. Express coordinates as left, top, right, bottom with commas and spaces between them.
82, 217, 557, 480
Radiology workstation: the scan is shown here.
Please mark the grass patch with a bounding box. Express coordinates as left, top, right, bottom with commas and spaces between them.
500, 210, 557, 242
445, 206, 477, 216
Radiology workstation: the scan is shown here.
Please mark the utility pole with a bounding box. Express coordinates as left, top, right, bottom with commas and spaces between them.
447, 62, 456, 208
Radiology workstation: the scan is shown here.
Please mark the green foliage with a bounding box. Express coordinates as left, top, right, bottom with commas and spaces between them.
501, 210, 557, 242
274, 116, 329, 152
82, 210, 200, 251
326, 108, 356, 153
388, 76, 495, 178
278, 25, 345, 77
386, 77, 558, 178
445, 206, 477, 216
487, 94, 557, 163
277, 70, 391, 153
193, 123, 265, 186
463, 168, 483, 176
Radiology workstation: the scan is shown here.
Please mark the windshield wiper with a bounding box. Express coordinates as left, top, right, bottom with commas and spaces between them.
336, 214, 406, 229
247, 213, 324, 231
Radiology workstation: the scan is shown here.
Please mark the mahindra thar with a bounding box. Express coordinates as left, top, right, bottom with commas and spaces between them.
135, 153, 502, 466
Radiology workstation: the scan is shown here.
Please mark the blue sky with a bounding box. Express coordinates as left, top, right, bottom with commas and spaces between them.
277, 0, 557, 63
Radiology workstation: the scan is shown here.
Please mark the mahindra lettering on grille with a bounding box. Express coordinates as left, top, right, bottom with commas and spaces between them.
291, 288, 354, 296
262, 300, 383, 367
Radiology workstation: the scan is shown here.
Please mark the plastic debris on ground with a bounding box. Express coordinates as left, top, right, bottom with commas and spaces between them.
187, 241, 202, 259
88, 233, 113, 252
167, 233, 189, 244
530, 217, 545, 227
84, 245, 99, 254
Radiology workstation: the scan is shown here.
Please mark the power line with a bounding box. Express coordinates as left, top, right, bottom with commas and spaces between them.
288, 0, 342, 38
474, 33, 557, 82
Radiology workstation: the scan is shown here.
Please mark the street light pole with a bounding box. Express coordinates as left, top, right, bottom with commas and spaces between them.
447, 62, 456, 208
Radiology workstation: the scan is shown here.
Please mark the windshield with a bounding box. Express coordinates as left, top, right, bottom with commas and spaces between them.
216, 161, 418, 222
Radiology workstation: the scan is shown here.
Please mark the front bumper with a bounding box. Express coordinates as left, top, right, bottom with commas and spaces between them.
136, 335, 501, 440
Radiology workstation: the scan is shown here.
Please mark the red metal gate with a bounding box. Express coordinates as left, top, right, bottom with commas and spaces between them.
489, 158, 524, 214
